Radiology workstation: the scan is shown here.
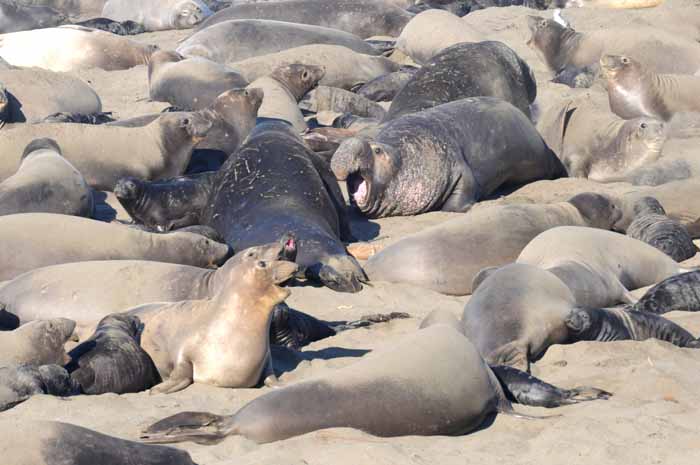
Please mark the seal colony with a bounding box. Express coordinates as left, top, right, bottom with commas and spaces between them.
3, 0, 700, 463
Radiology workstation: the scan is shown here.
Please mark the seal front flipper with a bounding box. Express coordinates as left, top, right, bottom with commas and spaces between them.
311, 254, 368, 293
490, 365, 611, 408
140, 411, 231, 445
488, 341, 530, 373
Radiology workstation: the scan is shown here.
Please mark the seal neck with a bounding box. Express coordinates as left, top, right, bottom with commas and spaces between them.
554, 28, 584, 72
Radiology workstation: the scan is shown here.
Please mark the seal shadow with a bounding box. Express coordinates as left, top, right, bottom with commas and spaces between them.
347, 208, 380, 241
271, 345, 370, 375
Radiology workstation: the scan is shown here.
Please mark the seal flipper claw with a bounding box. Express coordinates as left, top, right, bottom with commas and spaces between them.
313, 255, 368, 293
140, 411, 230, 445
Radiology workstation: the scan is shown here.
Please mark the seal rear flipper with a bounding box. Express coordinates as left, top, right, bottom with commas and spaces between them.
150, 364, 194, 395
311, 254, 369, 293
140, 411, 230, 445
490, 365, 612, 408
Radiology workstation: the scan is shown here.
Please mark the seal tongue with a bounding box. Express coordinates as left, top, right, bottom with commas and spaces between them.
353, 180, 368, 204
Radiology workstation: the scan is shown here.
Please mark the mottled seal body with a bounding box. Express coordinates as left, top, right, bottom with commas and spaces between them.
196, 0, 411, 38
631, 271, 700, 314
176, 19, 379, 63
66, 314, 161, 394
300, 85, 387, 120
0, 213, 229, 281
102, 0, 213, 31
0, 25, 158, 72
0, 420, 196, 465
385, 41, 537, 121
356, 67, 418, 102
331, 97, 565, 217
0, 366, 78, 412
0, 113, 211, 190
366, 193, 624, 295
0, 2, 65, 33
0, 318, 77, 366
601, 54, 700, 122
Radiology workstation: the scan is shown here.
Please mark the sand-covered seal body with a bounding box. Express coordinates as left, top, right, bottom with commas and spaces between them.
0, 2, 65, 33
386, 41, 537, 121
0, 318, 77, 367
102, 0, 213, 31
0, 365, 78, 412
332, 97, 565, 217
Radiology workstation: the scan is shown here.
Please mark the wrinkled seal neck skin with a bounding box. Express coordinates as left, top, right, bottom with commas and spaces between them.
527, 16, 583, 73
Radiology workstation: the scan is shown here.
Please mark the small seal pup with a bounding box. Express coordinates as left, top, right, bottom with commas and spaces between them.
0, 138, 93, 217
66, 314, 161, 395
331, 97, 565, 217
102, 0, 213, 31
630, 271, 700, 314
134, 257, 299, 394
601, 54, 700, 122
73, 18, 146, 35
0, 25, 158, 72
0, 318, 77, 366
0, 365, 79, 412
0, 420, 197, 465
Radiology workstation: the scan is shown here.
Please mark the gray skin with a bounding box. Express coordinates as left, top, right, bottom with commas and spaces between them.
17, 0, 109, 17
526, 16, 700, 81
102, 0, 213, 31
66, 314, 161, 395
0, 2, 65, 33
601, 54, 700, 122
331, 97, 566, 218
0, 67, 102, 124
73, 18, 146, 35
630, 271, 700, 314
462, 263, 700, 373
176, 19, 379, 63
537, 97, 667, 181
148, 50, 248, 111
0, 213, 229, 281
0, 365, 79, 412
0, 138, 93, 217
229, 44, 399, 90
195, 0, 412, 38
517, 226, 689, 308
0, 318, 77, 367
0, 420, 196, 465
385, 41, 537, 121
626, 196, 697, 262
365, 193, 625, 295
0, 112, 212, 190
355, 67, 418, 102
300, 85, 387, 120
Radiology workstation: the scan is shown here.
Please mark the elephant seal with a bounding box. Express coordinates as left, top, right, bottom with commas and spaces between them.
331, 97, 565, 217
0, 112, 211, 190
134, 258, 299, 393
462, 263, 700, 372
355, 67, 418, 102
601, 54, 700, 122
176, 19, 379, 63
365, 193, 625, 295
300, 86, 387, 120
0, 420, 196, 464
248, 63, 325, 131
527, 16, 700, 79
0, 67, 102, 124
0, 365, 79, 412
74, 17, 146, 35
230, 44, 399, 90
0, 25, 158, 72
0, 318, 77, 366
102, 0, 213, 31
148, 50, 248, 110
626, 196, 697, 262
385, 41, 537, 121
0, 1, 65, 33
0, 138, 93, 217
630, 271, 700, 314
517, 226, 689, 307
195, 0, 411, 38
66, 314, 161, 394
0, 213, 229, 281
537, 97, 666, 180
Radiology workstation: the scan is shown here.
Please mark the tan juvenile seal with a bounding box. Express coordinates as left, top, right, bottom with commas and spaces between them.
102, 0, 213, 31
0, 25, 158, 72
0, 112, 211, 190
601, 54, 700, 122
0, 318, 77, 366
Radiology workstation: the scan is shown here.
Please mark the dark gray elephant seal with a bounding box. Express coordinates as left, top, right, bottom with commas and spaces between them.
74, 17, 146, 35
0, 1, 65, 33
195, 0, 412, 38
626, 196, 697, 262
176, 19, 379, 63
0, 318, 77, 366
66, 313, 161, 394
0, 365, 79, 412
365, 193, 625, 295
0, 67, 102, 124
148, 50, 248, 111
601, 54, 700, 122
355, 67, 418, 102
102, 0, 213, 31
0, 138, 93, 217
331, 97, 565, 217
630, 271, 700, 314
385, 41, 537, 121
0, 420, 197, 465
0, 112, 211, 190
0, 213, 229, 281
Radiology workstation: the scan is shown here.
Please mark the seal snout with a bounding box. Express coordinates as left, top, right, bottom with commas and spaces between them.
182, 113, 213, 140
267, 260, 301, 285
113, 177, 142, 200
565, 307, 591, 333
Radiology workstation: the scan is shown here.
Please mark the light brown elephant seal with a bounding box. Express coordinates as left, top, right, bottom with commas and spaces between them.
0, 213, 229, 281
0, 25, 158, 72
365, 193, 625, 295
601, 54, 700, 122
0, 318, 77, 366
102, 0, 213, 31
0, 113, 211, 190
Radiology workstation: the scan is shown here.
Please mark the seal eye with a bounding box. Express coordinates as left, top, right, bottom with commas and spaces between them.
373, 147, 381, 155
256, 261, 267, 269
621, 57, 629, 64
302, 71, 309, 80
181, 118, 190, 126
640, 123, 647, 129
539, 19, 547, 28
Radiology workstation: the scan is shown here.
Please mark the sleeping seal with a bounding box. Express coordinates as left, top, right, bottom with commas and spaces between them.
0, 2, 65, 33
631, 271, 700, 314
0, 366, 78, 412
0, 318, 77, 366
102, 0, 213, 31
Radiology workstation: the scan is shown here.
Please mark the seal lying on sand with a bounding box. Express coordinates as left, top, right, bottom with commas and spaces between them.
331, 97, 565, 217
0, 318, 77, 366
74, 17, 146, 35
631, 271, 700, 314
102, 0, 213, 31
0, 2, 64, 33
0, 365, 79, 412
